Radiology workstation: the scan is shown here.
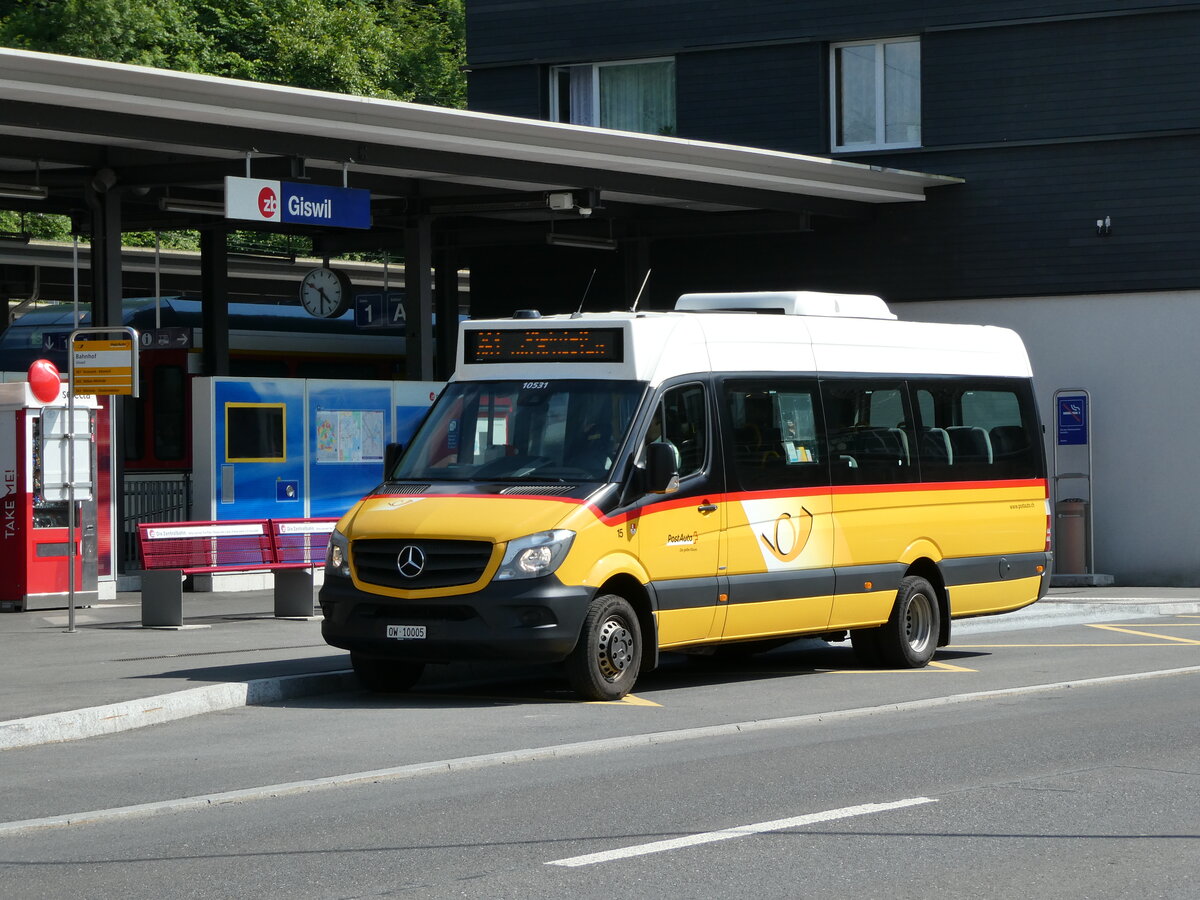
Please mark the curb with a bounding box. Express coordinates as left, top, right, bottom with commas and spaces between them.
0, 670, 357, 752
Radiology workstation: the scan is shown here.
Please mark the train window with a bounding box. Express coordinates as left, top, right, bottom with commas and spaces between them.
153, 365, 186, 461
225, 403, 286, 462
296, 360, 382, 380
230, 359, 290, 378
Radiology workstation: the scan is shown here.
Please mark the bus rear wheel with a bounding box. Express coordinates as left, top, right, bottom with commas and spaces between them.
876, 576, 940, 668
566, 593, 642, 701
351, 653, 425, 693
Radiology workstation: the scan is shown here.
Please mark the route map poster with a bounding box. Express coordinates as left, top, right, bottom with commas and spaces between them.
316, 409, 386, 463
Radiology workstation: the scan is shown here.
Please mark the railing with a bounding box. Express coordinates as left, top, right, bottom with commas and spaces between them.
123, 474, 191, 568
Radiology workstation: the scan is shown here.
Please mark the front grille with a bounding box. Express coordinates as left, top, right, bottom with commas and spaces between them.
353, 538, 493, 589
357, 603, 476, 622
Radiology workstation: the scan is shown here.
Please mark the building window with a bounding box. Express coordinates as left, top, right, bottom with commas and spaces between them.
550, 59, 676, 136
831, 38, 921, 151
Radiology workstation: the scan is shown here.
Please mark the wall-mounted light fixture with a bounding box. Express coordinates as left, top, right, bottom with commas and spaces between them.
1096, 215, 1112, 236
546, 233, 617, 251
0, 182, 49, 201
159, 197, 225, 215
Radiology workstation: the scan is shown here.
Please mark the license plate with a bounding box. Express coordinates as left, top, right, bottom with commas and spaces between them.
386, 625, 426, 640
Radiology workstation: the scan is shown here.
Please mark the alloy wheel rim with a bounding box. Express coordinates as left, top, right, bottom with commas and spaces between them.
596, 616, 634, 680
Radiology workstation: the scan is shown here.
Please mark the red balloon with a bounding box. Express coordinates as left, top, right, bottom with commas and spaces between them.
27, 359, 62, 403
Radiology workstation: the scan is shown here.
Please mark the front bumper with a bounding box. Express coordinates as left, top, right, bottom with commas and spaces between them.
318, 574, 594, 663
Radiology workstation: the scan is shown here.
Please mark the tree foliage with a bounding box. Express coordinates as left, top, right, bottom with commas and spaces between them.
0, 1, 466, 248
0, 0, 466, 107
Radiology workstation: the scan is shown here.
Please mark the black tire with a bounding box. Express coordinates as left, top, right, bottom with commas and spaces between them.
351, 653, 425, 693
566, 593, 642, 700
850, 627, 884, 665
875, 576, 940, 668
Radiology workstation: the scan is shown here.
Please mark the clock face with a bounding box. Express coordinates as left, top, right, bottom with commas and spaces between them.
300, 267, 352, 318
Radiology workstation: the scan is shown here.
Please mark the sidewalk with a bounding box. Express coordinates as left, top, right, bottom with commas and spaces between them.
2, 586, 1198, 750
0, 590, 354, 750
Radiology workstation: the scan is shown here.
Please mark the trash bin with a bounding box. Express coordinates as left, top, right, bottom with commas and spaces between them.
1055, 498, 1088, 573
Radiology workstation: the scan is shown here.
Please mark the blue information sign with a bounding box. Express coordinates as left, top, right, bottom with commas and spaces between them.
225, 176, 371, 230
1057, 395, 1088, 445
355, 291, 405, 329
280, 182, 371, 229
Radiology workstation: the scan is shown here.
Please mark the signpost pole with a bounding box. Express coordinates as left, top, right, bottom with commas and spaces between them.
66, 347, 76, 633
65, 325, 139, 634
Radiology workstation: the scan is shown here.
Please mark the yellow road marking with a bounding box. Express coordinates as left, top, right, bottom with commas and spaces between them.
950, 643, 1188, 648
588, 693, 662, 707
832, 660, 977, 674
954, 621, 1200, 648
1088, 624, 1200, 645
928, 660, 977, 672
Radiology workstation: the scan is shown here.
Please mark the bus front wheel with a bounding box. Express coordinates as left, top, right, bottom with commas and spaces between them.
566, 593, 642, 701
876, 576, 940, 668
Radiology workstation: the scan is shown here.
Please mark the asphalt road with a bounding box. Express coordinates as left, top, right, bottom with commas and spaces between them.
1, 611, 1197, 899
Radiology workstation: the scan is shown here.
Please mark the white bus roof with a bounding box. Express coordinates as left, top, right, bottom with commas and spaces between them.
454, 292, 1032, 384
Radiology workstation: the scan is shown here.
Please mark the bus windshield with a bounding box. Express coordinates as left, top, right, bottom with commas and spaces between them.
393, 379, 645, 482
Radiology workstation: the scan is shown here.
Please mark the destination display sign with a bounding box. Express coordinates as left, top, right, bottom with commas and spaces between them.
72, 338, 135, 395
463, 328, 624, 364
224, 176, 371, 230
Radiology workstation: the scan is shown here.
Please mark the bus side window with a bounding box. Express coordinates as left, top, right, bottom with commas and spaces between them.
647, 383, 707, 479
722, 379, 825, 491
913, 380, 1039, 481
821, 380, 916, 486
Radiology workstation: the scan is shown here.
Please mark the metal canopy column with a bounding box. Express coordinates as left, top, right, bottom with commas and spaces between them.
200, 228, 229, 376
86, 182, 123, 328
404, 217, 434, 380
434, 247, 459, 380
85, 179, 127, 573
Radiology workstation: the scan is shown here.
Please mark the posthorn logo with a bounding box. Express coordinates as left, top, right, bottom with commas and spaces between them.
396, 545, 426, 578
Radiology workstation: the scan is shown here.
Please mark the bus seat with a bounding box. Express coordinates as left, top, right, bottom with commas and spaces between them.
918, 427, 953, 466
948, 426, 993, 464
989, 425, 1027, 460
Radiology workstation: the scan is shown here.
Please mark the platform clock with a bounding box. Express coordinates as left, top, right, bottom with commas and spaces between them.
299, 266, 353, 318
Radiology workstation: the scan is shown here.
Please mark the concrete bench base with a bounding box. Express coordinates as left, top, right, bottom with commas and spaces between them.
140, 567, 317, 627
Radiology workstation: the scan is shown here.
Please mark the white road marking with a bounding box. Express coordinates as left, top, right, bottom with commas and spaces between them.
546, 797, 938, 867
1, 665, 1197, 837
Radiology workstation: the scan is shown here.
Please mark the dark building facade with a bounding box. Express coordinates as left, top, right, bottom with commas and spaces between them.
463, 1, 1200, 584
465, 1, 1200, 306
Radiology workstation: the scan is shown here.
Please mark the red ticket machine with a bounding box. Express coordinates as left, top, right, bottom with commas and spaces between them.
0, 380, 99, 611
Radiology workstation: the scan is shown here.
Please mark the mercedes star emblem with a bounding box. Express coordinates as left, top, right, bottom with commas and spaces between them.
396, 545, 426, 578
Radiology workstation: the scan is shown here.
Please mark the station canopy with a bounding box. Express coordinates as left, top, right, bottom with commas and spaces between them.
0, 47, 959, 245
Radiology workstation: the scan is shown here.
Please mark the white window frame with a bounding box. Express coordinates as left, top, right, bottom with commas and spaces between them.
549, 57, 675, 132
829, 37, 921, 152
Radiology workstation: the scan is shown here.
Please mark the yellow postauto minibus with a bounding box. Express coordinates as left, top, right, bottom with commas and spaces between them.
320, 291, 1050, 700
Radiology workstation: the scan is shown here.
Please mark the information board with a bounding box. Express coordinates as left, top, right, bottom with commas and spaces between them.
72, 338, 135, 395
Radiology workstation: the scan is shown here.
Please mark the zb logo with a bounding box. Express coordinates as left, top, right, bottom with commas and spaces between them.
758, 508, 813, 562
258, 186, 279, 218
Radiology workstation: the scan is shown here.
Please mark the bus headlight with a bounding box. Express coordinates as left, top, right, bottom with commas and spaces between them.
494, 530, 575, 581
326, 529, 351, 578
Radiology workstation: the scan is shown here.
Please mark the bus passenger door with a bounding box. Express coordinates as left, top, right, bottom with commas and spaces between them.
636, 382, 726, 647
719, 380, 836, 640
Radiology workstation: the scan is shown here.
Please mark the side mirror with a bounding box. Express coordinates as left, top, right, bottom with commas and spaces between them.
383, 442, 405, 478
645, 441, 680, 494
